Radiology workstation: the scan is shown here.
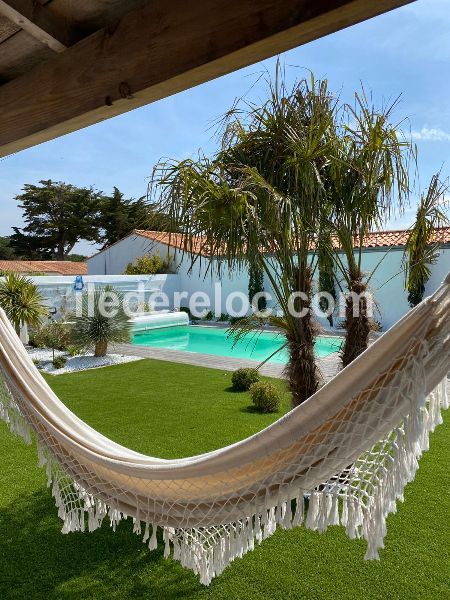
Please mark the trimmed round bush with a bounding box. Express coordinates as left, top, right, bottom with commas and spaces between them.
250, 382, 281, 413
231, 368, 260, 391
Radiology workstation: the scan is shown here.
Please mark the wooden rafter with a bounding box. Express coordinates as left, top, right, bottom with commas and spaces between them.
0, 0, 70, 52
0, 0, 414, 157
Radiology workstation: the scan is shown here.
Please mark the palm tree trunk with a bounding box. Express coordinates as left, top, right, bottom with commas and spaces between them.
341, 269, 371, 367
95, 340, 108, 357
284, 269, 319, 407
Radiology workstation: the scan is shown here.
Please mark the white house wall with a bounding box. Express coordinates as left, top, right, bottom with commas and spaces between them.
88, 236, 250, 314
87, 235, 449, 330
87, 234, 181, 275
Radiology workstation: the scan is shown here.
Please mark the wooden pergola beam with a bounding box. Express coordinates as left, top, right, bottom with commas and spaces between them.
0, 0, 414, 157
0, 0, 70, 52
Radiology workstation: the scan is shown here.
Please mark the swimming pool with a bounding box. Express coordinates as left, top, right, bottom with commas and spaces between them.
132, 325, 342, 364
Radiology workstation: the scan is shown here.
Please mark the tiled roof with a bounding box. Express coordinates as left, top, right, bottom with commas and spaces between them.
134, 227, 450, 256
0, 261, 87, 275
134, 230, 208, 255
356, 227, 450, 249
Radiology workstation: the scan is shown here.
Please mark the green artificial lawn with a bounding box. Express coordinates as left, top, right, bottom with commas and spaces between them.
0, 359, 448, 599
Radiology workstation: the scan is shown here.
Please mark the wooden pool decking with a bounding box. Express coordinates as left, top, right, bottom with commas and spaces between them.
114, 343, 341, 382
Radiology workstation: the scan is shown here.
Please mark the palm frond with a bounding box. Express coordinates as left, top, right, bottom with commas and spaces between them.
0, 272, 48, 333
403, 172, 450, 306
71, 286, 132, 353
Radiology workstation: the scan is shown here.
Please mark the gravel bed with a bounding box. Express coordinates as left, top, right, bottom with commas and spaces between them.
27, 348, 142, 375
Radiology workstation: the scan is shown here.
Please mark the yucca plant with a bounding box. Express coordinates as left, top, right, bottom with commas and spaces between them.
403, 173, 449, 307
0, 272, 48, 335
71, 286, 132, 357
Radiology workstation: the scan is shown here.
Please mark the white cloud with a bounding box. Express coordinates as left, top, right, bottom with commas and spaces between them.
411, 127, 450, 141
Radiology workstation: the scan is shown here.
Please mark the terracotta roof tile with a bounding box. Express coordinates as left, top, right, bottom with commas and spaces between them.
0, 261, 87, 275
134, 227, 450, 256
134, 230, 209, 255
357, 227, 450, 248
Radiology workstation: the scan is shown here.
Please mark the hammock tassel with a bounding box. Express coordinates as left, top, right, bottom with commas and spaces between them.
149, 525, 158, 551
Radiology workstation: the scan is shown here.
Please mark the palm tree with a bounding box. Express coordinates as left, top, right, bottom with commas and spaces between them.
317, 222, 337, 327
152, 71, 336, 406
403, 173, 449, 306
326, 93, 411, 367
0, 272, 48, 336
72, 287, 132, 357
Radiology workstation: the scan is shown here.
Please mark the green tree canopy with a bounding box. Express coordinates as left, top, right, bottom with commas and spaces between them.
67, 254, 87, 263
98, 187, 177, 250
13, 180, 103, 260
0, 236, 15, 260
98, 187, 149, 249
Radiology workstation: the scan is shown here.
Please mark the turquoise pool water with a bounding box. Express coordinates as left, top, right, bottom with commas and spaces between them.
132, 325, 342, 364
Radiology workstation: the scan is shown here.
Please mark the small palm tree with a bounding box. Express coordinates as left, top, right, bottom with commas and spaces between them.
404, 173, 449, 307
327, 93, 411, 366
0, 272, 48, 335
72, 287, 131, 357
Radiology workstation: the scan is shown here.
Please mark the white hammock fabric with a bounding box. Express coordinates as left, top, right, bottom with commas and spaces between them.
0, 276, 449, 585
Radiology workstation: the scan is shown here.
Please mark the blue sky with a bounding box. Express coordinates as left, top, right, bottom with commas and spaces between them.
1, 0, 449, 256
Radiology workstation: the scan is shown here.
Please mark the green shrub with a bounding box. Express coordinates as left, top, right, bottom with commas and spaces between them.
123, 254, 173, 275
52, 355, 67, 370
231, 368, 260, 391
250, 381, 281, 413
217, 313, 229, 322
202, 310, 214, 321
32, 358, 41, 367
30, 321, 72, 351
66, 345, 81, 357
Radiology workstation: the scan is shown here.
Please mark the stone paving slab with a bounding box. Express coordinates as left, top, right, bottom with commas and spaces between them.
114, 343, 341, 381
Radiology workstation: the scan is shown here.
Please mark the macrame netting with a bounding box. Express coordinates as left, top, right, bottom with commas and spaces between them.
0, 277, 449, 585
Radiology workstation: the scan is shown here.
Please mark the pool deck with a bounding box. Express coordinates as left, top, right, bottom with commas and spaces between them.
114, 343, 341, 381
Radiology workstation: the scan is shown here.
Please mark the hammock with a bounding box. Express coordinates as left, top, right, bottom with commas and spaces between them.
0, 275, 449, 586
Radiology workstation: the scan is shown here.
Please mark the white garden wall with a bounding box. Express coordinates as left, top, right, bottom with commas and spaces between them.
87, 233, 450, 331
87, 234, 179, 275
2, 274, 181, 318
